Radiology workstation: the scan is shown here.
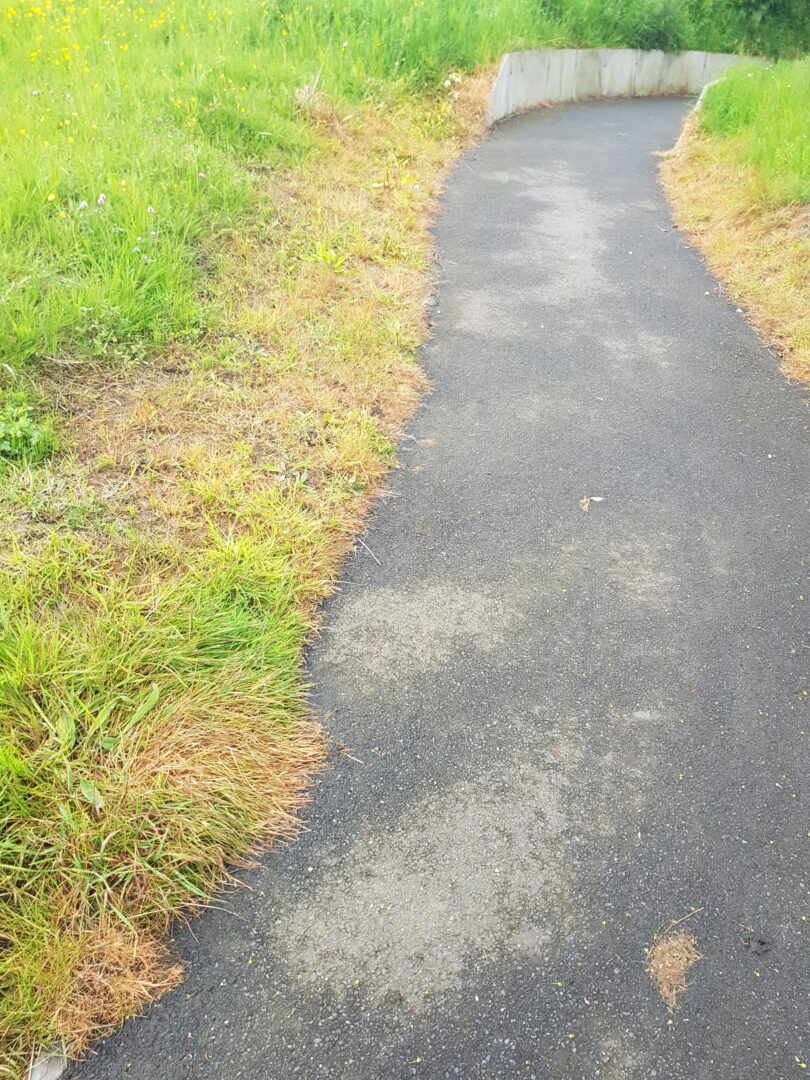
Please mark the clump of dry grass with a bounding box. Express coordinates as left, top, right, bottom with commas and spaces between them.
50, 923, 184, 1049
646, 929, 703, 1011
661, 113, 810, 388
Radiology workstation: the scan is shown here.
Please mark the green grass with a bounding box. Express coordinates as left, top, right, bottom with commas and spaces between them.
0, 523, 325, 1069
662, 53, 810, 388
0, 0, 538, 371
0, 0, 807, 374
0, 391, 55, 462
2, 0, 810, 1073
542, 0, 809, 56
700, 56, 810, 202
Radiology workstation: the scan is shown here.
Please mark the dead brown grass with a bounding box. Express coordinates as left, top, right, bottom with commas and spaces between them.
51, 924, 184, 1049
646, 929, 703, 1011
32, 712, 326, 1061
661, 112, 810, 388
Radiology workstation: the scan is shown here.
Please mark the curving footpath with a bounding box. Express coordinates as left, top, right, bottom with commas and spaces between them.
73, 99, 809, 1080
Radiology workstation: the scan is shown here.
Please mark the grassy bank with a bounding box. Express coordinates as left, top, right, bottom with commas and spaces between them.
661, 58, 810, 385
0, 79, 487, 1071
1, 0, 806, 372
2, 0, 809, 1073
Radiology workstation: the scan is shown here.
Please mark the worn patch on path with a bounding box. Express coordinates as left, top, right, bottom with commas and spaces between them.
73, 99, 809, 1080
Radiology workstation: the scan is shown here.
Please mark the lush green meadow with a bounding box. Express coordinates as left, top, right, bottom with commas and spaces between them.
1, 0, 807, 373
0, 0, 529, 372
701, 56, 810, 202
2, 0, 809, 1072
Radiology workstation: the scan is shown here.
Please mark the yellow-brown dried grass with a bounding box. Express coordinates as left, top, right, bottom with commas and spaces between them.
646, 929, 703, 1012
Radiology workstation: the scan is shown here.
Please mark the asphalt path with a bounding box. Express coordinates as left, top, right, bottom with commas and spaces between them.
73, 98, 809, 1080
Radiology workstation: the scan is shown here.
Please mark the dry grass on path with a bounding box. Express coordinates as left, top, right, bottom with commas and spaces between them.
646, 929, 703, 1012
661, 114, 810, 389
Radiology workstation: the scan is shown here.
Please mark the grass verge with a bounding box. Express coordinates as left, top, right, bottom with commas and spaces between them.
661, 60, 810, 387
0, 70, 490, 1075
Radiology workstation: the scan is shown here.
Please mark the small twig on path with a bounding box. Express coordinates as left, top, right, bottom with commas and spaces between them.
653, 907, 705, 941
666, 907, 705, 931
357, 536, 381, 565
339, 748, 365, 765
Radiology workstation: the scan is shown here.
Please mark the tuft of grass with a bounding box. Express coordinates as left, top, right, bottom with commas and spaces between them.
0, 534, 326, 1064
0, 391, 55, 463
661, 61, 810, 387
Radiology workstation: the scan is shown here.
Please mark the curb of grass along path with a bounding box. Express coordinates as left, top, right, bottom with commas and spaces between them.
660, 91, 810, 388
17, 74, 490, 1080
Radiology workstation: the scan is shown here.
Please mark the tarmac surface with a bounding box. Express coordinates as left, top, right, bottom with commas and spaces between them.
73, 98, 809, 1080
